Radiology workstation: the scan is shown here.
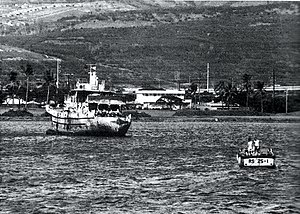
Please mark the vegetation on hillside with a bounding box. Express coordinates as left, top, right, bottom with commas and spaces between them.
1, 2, 298, 89
0, 2, 299, 113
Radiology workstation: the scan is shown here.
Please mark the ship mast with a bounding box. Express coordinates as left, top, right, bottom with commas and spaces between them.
56, 59, 61, 89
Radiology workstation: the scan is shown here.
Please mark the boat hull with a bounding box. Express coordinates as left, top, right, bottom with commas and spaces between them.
237, 154, 276, 168
46, 106, 131, 137
46, 126, 130, 137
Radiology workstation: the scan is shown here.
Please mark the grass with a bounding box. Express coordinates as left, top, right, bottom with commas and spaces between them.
1, 108, 33, 117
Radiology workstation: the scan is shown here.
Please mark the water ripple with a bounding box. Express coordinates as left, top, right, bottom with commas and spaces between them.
0, 121, 299, 213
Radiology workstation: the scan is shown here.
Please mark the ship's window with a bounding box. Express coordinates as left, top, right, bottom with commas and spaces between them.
69, 91, 76, 96
88, 103, 97, 111
77, 91, 90, 103
98, 104, 109, 110
110, 104, 120, 111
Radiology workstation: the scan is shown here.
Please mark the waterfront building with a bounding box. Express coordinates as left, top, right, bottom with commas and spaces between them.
134, 88, 190, 109
197, 101, 240, 111
264, 85, 300, 92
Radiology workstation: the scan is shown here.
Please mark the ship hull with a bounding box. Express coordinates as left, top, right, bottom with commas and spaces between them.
46, 107, 131, 137
237, 154, 276, 168
46, 126, 130, 137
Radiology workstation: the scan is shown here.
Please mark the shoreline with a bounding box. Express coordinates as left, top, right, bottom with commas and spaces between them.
1, 115, 300, 123
1, 107, 300, 123
138, 115, 300, 123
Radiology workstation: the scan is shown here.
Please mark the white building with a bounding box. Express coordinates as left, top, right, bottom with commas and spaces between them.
2, 97, 25, 105
134, 88, 189, 109
264, 85, 300, 92
197, 101, 240, 111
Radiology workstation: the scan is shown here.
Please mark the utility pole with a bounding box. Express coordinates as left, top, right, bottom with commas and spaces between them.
198, 69, 201, 105
64, 73, 74, 91
55, 59, 61, 105
272, 68, 275, 113
174, 71, 180, 91
285, 89, 288, 114
56, 59, 61, 89
207, 62, 209, 91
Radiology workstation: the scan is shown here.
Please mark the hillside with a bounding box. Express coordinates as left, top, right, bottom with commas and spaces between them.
0, 1, 273, 36
0, 1, 299, 89
0, 44, 58, 61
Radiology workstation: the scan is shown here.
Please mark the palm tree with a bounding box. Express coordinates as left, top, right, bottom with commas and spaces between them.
190, 82, 198, 108
44, 69, 54, 104
8, 71, 18, 106
214, 81, 226, 109
224, 82, 237, 109
242, 74, 252, 108
20, 61, 33, 109
255, 81, 265, 113
215, 81, 237, 109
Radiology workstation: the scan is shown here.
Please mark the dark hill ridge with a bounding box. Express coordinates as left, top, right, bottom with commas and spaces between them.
0, 2, 299, 89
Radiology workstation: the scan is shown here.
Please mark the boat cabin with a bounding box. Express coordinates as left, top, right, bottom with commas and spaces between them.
87, 94, 125, 115
65, 89, 115, 107
239, 147, 274, 157
237, 147, 276, 168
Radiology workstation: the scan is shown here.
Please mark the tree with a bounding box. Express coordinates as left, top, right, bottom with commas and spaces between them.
190, 82, 198, 107
255, 81, 266, 113
9, 71, 18, 83
214, 81, 226, 109
20, 61, 33, 109
242, 74, 252, 108
224, 82, 238, 109
190, 83, 198, 95
156, 95, 183, 110
44, 69, 54, 104
8, 71, 18, 106
0, 89, 6, 105
16, 83, 26, 109
215, 81, 237, 109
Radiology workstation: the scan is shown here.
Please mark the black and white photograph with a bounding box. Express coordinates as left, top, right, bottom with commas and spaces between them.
0, 0, 299, 213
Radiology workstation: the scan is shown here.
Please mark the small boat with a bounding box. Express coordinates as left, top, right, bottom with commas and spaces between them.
236, 148, 276, 168
45, 66, 131, 137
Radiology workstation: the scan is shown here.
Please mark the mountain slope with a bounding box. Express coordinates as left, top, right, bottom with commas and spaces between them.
0, 0, 275, 36
0, 44, 58, 61
0, 1, 299, 89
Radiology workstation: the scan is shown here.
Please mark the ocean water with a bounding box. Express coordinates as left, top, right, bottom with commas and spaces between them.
0, 120, 299, 214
